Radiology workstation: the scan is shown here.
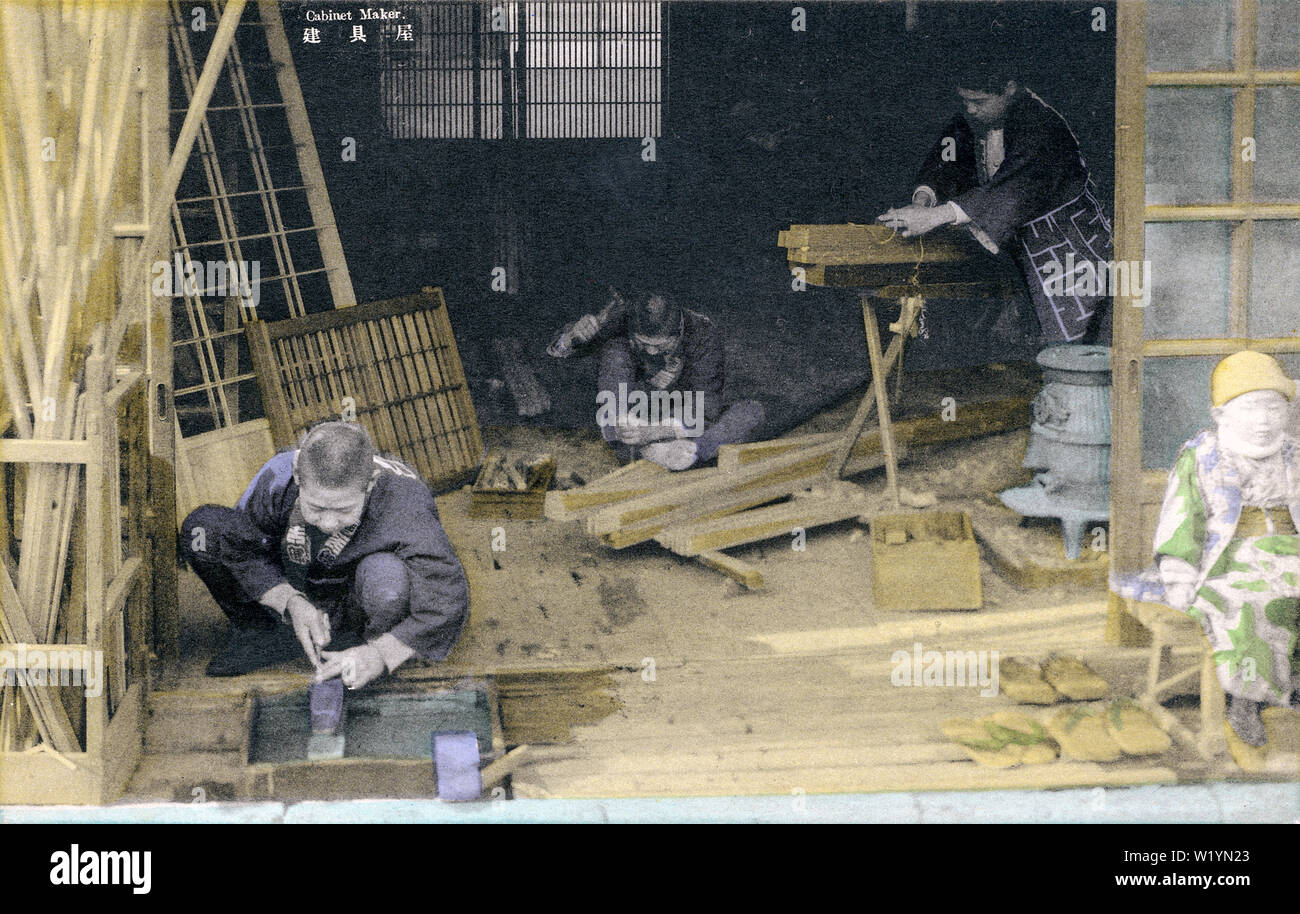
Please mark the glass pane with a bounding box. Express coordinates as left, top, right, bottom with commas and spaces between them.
1146, 0, 1234, 71
1145, 89, 1233, 204
1142, 222, 1231, 339
1258, 0, 1300, 68
1142, 357, 1216, 469
1254, 89, 1300, 202
1248, 221, 1300, 337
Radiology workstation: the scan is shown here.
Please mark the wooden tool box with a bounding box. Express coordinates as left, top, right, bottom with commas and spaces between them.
871, 511, 983, 611
469, 453, 557, 520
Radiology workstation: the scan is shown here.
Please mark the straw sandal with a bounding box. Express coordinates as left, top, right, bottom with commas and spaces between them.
941, 713, 1058, 768
1046, 707, 1122, 762
985, 711, 1058, 765
999, 657, 1060, 704
1042, 654, 1109, 701
1103, 698, 1171, 756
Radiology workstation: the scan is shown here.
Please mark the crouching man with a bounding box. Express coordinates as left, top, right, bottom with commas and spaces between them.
180, 420, 469, 689
549, 288, 765, 470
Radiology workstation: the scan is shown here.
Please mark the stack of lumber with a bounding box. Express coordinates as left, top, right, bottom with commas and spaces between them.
778, 223, 981, 288
493, 337, 551, 417
546, 396, 1032, 588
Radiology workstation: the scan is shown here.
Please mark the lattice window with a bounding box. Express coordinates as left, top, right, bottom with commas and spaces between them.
378, 0, 665, 139
1111, 0, 1300, 570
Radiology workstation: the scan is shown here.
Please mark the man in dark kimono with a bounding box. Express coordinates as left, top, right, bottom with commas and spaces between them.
548, 287, 765, 470
877, 67, 1113, 344
180, 421, 469, 686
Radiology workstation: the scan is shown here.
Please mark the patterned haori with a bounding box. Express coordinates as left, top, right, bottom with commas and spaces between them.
1116, 429, 1300, 703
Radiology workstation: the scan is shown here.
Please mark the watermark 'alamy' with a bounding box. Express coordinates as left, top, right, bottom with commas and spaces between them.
1041, 254, 1151, 306
0, 646, 104, 698
50, 845, 151, 895
151, 254, 260, 310
891, 642, 999, 697
595, 382, 706, 437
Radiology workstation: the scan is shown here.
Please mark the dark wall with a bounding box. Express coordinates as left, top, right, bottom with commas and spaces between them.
285, 1, 1114, 425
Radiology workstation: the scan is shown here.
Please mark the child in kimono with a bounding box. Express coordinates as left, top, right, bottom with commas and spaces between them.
1128, 351, 1300, 749
180, 421, 469, 687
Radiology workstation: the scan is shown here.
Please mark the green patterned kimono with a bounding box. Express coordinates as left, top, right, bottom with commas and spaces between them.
1146, 429, 1300, 704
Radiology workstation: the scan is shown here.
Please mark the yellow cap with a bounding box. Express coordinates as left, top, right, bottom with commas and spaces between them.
1211, 350, 1295, 407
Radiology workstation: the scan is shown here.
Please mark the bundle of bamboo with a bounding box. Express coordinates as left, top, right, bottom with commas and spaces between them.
0, 1, 246, 764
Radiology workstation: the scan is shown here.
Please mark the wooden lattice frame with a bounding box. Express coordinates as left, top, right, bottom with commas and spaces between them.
245, 287, 484, 489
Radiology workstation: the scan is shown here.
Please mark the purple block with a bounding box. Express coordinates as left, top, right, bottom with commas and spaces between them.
309, 678, 345, 736
432, 730, 482, 801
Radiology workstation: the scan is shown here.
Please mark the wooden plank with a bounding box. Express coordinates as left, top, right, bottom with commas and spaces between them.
747, 601, 1109, 655
717, 433, 836, 472
590, 427, 906, 542
657, 488, 872, 556
98, 680, 146, 803
174, 418, 274, 519
0, 439, 93, 464
0, 750, 99, 805
517, 760, 1178, 798
1109, 0, 1147, 580
544, 464, 719, 520
778, 223, 973, 264
695, 551, 764, 590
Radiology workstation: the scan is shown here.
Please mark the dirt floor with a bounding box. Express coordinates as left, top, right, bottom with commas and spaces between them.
135, 364, 1300, 801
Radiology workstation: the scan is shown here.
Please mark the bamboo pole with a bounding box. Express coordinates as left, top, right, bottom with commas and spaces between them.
41, 4, 108, 408
0, 6, 58, 324
106, 0, 248, 365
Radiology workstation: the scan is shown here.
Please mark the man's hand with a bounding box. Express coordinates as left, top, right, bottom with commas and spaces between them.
876, 203, 955, 238
286, 594, 330, 668
316, 644, 386, 690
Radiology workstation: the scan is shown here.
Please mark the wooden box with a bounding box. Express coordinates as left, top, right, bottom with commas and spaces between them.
871, 511, 983, 611
468, 453, 556, 520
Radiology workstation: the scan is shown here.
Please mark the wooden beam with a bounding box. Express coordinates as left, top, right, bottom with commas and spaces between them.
257, 0, 356, 309
695, 551, 764, 590
0, 439, 92, 464
657, 488, 874, 556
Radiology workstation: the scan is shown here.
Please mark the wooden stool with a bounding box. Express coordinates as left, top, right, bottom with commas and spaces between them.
1123, 596, 1226, 762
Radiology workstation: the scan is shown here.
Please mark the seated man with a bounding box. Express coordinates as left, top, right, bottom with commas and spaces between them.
180, 421, 469, 689
548, 288, 765, 470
